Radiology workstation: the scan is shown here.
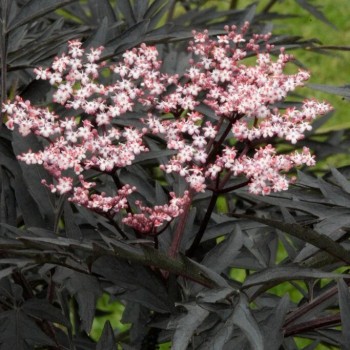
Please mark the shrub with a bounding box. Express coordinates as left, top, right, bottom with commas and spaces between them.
0, 1, 349, 349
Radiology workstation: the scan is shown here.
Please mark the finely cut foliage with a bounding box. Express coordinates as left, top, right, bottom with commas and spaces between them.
0, 1, 350, 350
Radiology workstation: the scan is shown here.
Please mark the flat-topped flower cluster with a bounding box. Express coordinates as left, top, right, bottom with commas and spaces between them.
3, 23, 331, 235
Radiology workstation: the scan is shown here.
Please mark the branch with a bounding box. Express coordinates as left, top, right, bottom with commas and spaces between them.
206, 117, 236, 165
284, 279, 350, 328
167, 0, 177, 22
232, 215, 350, 265
105, 214, 128, 239
186, 191, 218, 257
13, 237, 223, 289
230, 0, 239, 10
284, 314, 341, 337
217, 180, 250, 194
169, 194, 192, 258
262, 0, 279, 13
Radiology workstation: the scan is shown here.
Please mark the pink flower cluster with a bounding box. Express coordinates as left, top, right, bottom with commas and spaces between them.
122, 191, 190, 235
3, 23, 332, 233
146, 24, 331, 195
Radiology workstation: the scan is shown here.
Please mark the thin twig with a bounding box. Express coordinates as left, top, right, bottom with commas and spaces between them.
186, 191, 218, 257
230, 0, 239, 10
310, 45, 350, 51
106, 213, 128, 239
154, 235, 159, 250
167, 0, 177, 22
284, 314, 341, 337
205, 116, 224, 156
262, 0, 279, 13
217, 180, 250, 194
206, 119, 235, 165
168, 192, 193, 258
284, 280, 350, 327
187, 113, 248, 257
186, 178, 249, 257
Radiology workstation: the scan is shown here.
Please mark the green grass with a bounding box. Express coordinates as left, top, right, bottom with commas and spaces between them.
203, 0, 350, 131
240, 0, 350, 131
267, 1, 350, 132
90, 294, 129, 341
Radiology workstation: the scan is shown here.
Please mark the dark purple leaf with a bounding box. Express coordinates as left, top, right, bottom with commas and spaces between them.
8, 0, 78, 32
0, 310, 55, 349
169, 303, 209, 350
23, 298, 70, 328
84, 17, 108, 49
88, 0, 116, 24
53, 269, 102, 333
244, 266, 349, 288
12, 132, 55, 229
63, 201, 82, 240
232, 295, 263, 350
14, 174, 46, 228
0, 168, 16, 228
295, 0, 336, 28
330, 168, 350, 194
308, 83, 350, 99
114, 20, 150, 53
262, 295, 289, 349
117, 0, 136, 26
96, 321, 116, 350
338, 279, 350, 348
133, 0, 149, 21
201, 225, 243, 273
92, 255, 172, 313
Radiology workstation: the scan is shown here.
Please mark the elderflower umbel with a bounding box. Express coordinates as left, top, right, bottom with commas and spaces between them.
3, 23, 332, 234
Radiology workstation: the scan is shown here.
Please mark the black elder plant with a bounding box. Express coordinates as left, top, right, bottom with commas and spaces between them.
1, 1, 350, 350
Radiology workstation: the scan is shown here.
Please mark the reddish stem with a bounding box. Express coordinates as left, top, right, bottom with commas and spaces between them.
284, 314, 341, 337
168, 191, 193, 258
